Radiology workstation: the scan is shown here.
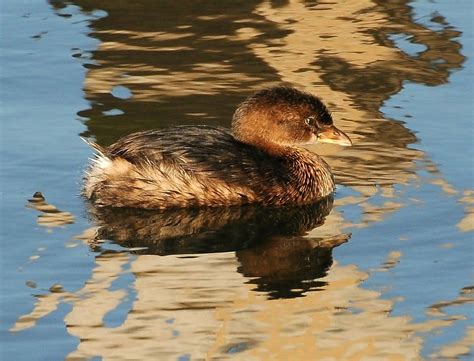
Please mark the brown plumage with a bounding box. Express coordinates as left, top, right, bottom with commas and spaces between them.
83, 86, 352, 209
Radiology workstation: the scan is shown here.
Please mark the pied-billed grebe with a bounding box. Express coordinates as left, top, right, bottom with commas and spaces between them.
83, 86, 351, 209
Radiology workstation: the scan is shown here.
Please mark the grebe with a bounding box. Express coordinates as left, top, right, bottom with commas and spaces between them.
83, 86, 351, 209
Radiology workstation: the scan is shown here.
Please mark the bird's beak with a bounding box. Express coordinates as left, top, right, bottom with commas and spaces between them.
317, 125, 352, 146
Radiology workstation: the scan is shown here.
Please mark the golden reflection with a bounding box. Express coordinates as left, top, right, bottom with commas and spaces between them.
426, 286, 474, 359
458, 190, 474, 232
26, 191, 75, 227
427, 286, 474, 318
12, 200, 467, 360
432, 327, 474, 360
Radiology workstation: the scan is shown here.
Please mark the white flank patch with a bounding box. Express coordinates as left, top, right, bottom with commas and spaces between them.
91, 155, 112, 170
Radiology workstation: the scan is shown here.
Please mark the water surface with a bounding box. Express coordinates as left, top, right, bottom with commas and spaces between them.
1, 0, 473, 360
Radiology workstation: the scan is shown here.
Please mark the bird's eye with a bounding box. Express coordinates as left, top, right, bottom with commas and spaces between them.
305, 116, 315, 126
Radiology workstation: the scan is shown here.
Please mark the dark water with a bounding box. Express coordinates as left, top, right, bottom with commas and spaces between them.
1, 0, 473, 360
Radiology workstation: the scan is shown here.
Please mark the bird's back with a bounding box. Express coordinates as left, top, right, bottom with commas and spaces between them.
84, 126, 293, 208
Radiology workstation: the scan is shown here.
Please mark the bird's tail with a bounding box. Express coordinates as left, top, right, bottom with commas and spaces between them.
80, 137, 107, 157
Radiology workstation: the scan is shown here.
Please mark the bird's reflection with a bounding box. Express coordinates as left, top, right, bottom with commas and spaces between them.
87, 196, 350, 298
237, 233, 349, 299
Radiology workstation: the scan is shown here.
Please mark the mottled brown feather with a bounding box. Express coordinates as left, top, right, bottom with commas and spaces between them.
83, 87, 339, 209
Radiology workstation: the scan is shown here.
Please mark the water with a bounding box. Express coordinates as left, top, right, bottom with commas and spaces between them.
1, 0, 473, 360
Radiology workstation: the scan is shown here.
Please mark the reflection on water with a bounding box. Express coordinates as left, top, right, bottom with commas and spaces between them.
27, 192, 75, 228
88, 197, 349, 299
12, 197, 457, 360
89, 198, 334, 255
5, 0, 473, 360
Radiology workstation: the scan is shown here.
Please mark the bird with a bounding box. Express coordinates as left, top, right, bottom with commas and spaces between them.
83, 86, 352, 209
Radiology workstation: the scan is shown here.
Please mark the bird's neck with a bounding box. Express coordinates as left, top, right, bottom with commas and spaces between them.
284, 148, 335, 201
233, 132, 288, 157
